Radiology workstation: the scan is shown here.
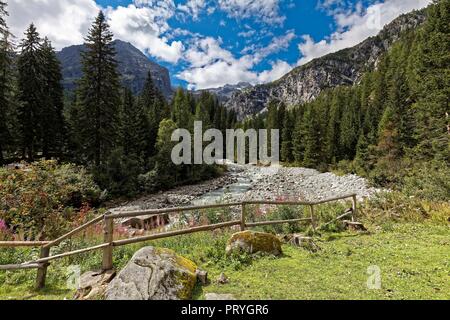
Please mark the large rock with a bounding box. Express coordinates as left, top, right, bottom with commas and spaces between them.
105, 247, 197, 300
226, 231, 282, 256
74, 270, 116, 300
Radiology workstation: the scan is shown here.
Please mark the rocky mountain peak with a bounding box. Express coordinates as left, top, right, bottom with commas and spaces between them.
57, 40, 173, 98
225, 8, 427, 120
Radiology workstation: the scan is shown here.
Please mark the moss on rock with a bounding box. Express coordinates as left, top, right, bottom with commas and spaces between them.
226, 231, 282, 256
105, 246, 197, 300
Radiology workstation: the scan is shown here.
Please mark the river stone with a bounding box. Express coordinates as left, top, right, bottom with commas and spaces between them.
105, 247, 197, 300
226, 231, 282, 256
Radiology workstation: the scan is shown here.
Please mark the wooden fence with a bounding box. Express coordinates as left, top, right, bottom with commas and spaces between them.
0, 193, 358, 289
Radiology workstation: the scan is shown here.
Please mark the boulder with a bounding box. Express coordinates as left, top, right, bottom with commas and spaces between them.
226, 231, 282, 256
217, 273, 229, 285
74, 270, 116, 300
196, 270, 209, 285
288, 235, 321, 252
105, 247, 197, 300
343, 220, 367, 232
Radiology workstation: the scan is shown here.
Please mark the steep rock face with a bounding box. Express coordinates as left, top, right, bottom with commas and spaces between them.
195, 82, 253, 103
57, 40, 173, 98
225, 9, 426, 119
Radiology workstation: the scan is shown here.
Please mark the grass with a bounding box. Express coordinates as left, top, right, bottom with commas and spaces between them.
197, 223, 449, 300
1, 221, 448, 300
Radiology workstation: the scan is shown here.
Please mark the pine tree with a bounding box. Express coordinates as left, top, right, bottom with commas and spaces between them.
340, 88, 360, 160
139, 71, 167, 159
326, 90, 343, 163
0, 1, 13, 164
281, 111, 294, 162
41, 38, 65, 158
121, 87, 147, 162
292, 107, 306, 163
17, 24, 45, 160
172, 88, 192, 130
153, 119, 180, 188
363, 57, 389, 145
411, 0, 450, 162
302, 104, 321, 168
76, 11, 121, 166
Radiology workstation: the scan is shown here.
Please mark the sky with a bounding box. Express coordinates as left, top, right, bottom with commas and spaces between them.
7, 0, 432, 90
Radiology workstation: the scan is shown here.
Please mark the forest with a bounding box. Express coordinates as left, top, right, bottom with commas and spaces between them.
0, 6, 237, 197
243, 0, 449, 199
0, 1, 448, 201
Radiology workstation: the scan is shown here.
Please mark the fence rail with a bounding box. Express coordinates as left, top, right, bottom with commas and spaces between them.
0, 193, 357, 289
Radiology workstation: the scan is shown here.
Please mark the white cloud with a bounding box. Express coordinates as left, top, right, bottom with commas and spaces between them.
177, 33, 294, 89
257, 60, 292, 83
297, 0, 432, 65
106, 2, 184, 63
8, 0, 99, 49
177, 0, 207, 20
8, 0, 183, 63
238, 30, 256, 38
218, 0, 286, 25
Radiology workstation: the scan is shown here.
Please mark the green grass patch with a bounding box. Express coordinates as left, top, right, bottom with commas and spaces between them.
1, 222, 448, 300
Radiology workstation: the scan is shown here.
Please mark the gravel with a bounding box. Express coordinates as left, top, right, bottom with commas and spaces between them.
111, 164, 382, 213
239, 166, 381, 202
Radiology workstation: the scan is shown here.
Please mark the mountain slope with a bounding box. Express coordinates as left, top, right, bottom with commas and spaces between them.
57, 40, 172, 98
225, 9, 427, 119
194, 82, 253, 103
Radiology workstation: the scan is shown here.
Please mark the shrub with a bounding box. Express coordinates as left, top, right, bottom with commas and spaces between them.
361, 191, 449, 225
0, 160, 101, 239
261, 206, 305, 235
401, 161, 450, 201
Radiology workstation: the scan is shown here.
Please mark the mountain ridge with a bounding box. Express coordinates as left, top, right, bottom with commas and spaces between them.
57, 40, 173, 98
225, 8, 427, 119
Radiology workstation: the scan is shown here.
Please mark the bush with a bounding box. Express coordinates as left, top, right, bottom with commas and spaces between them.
361, 191, 449, 225
0, 160, 101, 239
402, 161, 450, 201
93, 149, 142, 198
261, 206, 305, 235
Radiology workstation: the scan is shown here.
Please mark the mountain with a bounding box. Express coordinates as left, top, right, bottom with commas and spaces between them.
57, 40, 173, 98
225, 9, 427, 119
194, 82, 253, 103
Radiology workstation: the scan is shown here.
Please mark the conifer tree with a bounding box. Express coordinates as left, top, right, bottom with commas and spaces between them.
0, 1, 13, 164
76, 11, 121, 166
17, 24, 45, 160
411, 0, 450, 162
41, 38, 65, 158
340, 89, 360, 160
302, 104, 321, 168
172, 88, 192, 130
292, 107, 306, 163
121, 87, 147, 162
139, 71, 167, 159
281, 111, 294, 162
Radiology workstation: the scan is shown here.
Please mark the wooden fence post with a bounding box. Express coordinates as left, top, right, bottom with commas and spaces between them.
35, 246, 50, 289
241, 204, 246, 231
352, 195, 358, 222
309, 205, 317, 233
102, 212, 114, 271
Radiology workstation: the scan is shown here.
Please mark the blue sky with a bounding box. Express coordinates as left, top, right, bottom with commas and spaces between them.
8, 0, 432, 89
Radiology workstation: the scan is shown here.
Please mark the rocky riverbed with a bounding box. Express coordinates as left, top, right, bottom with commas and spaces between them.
112, 165, 381, 213
238, 166, 380, 202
